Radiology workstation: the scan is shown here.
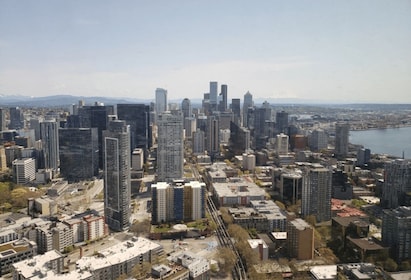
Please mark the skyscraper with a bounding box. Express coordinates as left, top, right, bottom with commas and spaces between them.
9, 107, 24, 130
275, 111, 289, 135
181, 98, 192, 119
309, 129, 328, 151
0, 108, 6, 131
117, 104, 152, 154
243, 91, 253, 127
206, 116, 219, 159
382, 206, 411, 262
59, 128, 99, 182
157, 112, 184, 182
381, 159, 411, 208
231, 98, 241, 126
155, 88, 168, 116
209, 81, 218, 112
219, 84, 228, 112
103, 120, 131, 231
301, 164, 332, 222
40, 120, 59, 170
192, 128, 206, 155
335, 122, 349, 158
77, 105, 114, 169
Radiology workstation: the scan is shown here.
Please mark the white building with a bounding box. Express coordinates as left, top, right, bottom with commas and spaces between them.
12, 158, 36, 184
157, 112, 184, 182
248, 239, 269, 261
155, 88, 168, 115
131, 148, 144, 171
168, 251, 210, 279
192, 128, 205, 155
242, 153, 256, 171
276, 133, 289, 155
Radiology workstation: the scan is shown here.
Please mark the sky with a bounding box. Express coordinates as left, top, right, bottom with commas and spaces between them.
0, 0, 410, 103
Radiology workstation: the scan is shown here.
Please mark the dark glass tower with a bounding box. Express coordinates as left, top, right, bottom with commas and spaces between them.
117, 104, 152, 155
219, 84, 228, 112
78, 105, 114, 169
40, 120, 59, 170
276, 111, 289, 135
103, 120, 131, 231
9, 107, 24, 130
59, 128, 99, 182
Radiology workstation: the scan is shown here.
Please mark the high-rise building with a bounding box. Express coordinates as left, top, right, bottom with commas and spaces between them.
181, 98, 192, 119
8, 107, 24, 130
117, 104, 152, 154
253, 106, 272, 150
309, 129, 328, 152
231, 98, 241, 125
77, 105, 114, 169
382, 206, 411, 262
103, 120, 131, 231
229, 121, 250, 155
12, 158, 36, 184
40, 120, 59, 170
157, 112, 184, 182
0, 108, 6, 131
287, 218, 314, 260
357, 148, 371, 166
243, 91, 253, 127
155, 88, 168, 116
381, 159, 411, 208
184, 117, 196, 139
301, 164, 332, 222
151, 181, 206, 224
193, 129, 205, 155
59, 128, 99, 182
275, 111, 289, 135
209, 81, 218, 112
206, 116, 219, 159
218, 84, 228, 112
276, 133, 289, 155
335, 122, 349, 158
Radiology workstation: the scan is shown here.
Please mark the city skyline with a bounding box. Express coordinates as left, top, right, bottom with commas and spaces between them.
1, 1, 411, 103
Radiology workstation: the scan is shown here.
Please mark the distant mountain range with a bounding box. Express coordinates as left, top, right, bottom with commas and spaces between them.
0, 94, 410, 109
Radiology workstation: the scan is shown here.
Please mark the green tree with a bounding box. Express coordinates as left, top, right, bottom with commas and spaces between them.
383, 258, 398, 272
216, 247, 236, 276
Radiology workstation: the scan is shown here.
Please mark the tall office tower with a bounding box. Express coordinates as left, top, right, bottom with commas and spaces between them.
287, 218, 314, 260
117, 104, 152, 154
197, 114, 207, 132
78, 105, 114, 169
231, 98, 241, 126
9, 107, 24, 130
335, 122, 349, 158
217, 112, 233, 130
184, 117, 196, 139
157, 112, 184, 182
309, 129, 328, 152
276, 133, 289, 155
103, 120, 131, 231
202, 93, 211, 115
181, 98, 192, 119
29, 118, 41, 141
40, 120, 59, 170
229, 121, 250, 155
275, 111, 289, 135
382, 206, 411, 262
206, 116, 220, 159
209, 81, 218, 113
381, 159, 411, 208
155, 88, 168, 116
253, 106, 272, 150
59, 128, 99, 182
301, 164, 332, 222
192, 129, 206, 155
0, 108, 6, 131
357, 148, 371, 166
243, 91, 253, 127
218, 84, 228, 112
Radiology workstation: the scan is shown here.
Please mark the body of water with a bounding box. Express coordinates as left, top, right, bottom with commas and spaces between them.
349, 126, 411, 159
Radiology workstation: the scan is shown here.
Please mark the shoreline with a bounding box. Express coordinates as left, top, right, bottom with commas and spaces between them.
350, 124, 411, 132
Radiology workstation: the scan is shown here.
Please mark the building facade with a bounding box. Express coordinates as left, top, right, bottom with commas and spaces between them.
103, 120, 131, 231
12, 158, 36, 184
335, 122, 349, 158
381, 159, 411, 209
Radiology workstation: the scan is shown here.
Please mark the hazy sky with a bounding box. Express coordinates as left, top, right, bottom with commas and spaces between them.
1, 0, 410, 103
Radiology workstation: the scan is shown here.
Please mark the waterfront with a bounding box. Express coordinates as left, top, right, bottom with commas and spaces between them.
350, 126, 411, 158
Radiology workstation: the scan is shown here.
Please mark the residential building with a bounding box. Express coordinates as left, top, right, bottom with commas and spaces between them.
229, 121, 250, 155
276, 133, 289, 155
206, 115, 219, 159
381, 159, 411, 208
40, 120, 59, 170
12, 158, 36, 184
103, 120, 131, 231
382, 206, 411, 262
287, 218, 314, 260
168, 251, 210, 280
192, 128, 205, 155
335, 122, 349, 158
309, 129, 328, 152
157, 112, 184, 182
0, 238, 37, 276
301, 164, 332, 222
248, 239, 269, 261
